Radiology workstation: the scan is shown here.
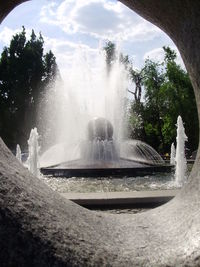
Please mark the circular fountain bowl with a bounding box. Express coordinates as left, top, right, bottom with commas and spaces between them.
40, 139, 172, 178
40, 117, 172, 178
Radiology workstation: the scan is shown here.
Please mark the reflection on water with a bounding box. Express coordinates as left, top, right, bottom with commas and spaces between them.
40, 169, 186, 193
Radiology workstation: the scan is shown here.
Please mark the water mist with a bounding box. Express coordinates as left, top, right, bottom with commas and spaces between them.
39, 46, 129, 167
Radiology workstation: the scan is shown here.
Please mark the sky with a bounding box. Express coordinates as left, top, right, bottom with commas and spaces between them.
0, 0, 184, 76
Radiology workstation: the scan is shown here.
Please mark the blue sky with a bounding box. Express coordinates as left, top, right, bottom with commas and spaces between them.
0, 0, 184, 76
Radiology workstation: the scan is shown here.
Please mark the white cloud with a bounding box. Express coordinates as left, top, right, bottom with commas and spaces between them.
40, 0, 162, 42
0, 25, 98, 76
42, 35, 99, 76
0, 1, 180, 77
0, 27, 19, 45
0, 26, 39, 47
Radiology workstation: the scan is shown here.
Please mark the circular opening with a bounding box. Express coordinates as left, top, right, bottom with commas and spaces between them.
2, 2, 198, 215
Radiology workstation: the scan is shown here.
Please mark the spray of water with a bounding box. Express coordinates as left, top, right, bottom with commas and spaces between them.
16, 144, 22, 163
170, 143, 176, 165
39, 46, 129, 166
175, 116, 188, 186
27, 128, 40, 177
38, 45, 166, 169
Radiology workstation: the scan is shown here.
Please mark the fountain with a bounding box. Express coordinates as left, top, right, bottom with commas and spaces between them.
175, 116, 188, 186
27, 127, 40, 177
40, 116, 171, 177
39, 47, 172, 178
170, 143, 176, 165
16, 144, 22, 163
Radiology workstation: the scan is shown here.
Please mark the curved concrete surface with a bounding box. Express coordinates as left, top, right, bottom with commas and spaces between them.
1, 0, 200, 266
61, 189, 178, 207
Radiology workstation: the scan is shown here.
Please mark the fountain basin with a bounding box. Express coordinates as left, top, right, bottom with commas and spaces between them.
40, 118, 172, 177
40, 158, 172, 177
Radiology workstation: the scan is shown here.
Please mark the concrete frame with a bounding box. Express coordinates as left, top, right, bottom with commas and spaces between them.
1, 0, 200, 266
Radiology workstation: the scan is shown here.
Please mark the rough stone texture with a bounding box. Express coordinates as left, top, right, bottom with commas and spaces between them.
1, 0, 200, 266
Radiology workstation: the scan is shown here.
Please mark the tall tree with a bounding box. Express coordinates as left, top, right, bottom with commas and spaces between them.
102, 42, 198, 154
141, 47, 198, 153
142, 59, 166, 151
0, 26, 60, 150
103, 41, 116, 74
162, 46, 198, 152
103, 41, 145, 140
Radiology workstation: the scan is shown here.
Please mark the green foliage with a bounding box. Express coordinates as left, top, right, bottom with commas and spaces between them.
0, 26, 60, 150
128, 101, 145, 140
103, 42, 198, 154
139, 46, 198, 153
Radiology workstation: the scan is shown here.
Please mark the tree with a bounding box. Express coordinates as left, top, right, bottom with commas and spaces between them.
103, 41, 130, 73
0, 26, 60, 150
142, 59, 166, 152
103, 41, 116, 74
141, 47, 198, 153
103, 42, 198, 154
128, 69, 143, 103
103, 41, 146, 140
162, 46, 198, 153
